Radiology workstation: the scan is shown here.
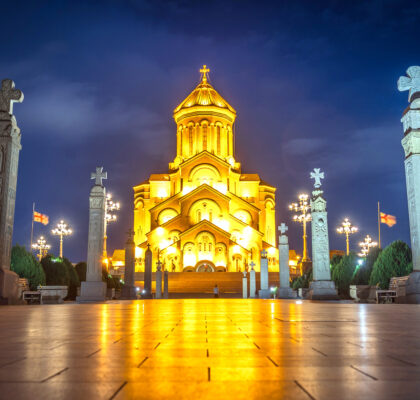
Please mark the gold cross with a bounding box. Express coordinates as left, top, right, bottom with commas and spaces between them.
200, 65, 210, 82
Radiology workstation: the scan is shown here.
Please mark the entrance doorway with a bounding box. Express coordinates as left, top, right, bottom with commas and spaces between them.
195, 260, 215, 272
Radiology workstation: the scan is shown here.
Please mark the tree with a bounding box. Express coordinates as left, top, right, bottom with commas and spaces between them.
75, 262, 87, 283
369, 240, 412, 289
41, 255, 70, 286
62, 258, 80, 300
11, 244, 46, 290
332, 253, 357, 296
291, 270, 312, 290
352, 247, 381, 285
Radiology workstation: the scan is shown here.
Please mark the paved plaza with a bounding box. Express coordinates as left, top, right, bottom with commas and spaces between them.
0, 300, 419, 399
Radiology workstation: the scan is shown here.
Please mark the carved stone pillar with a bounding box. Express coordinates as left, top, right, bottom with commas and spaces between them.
278, 224, 296, 298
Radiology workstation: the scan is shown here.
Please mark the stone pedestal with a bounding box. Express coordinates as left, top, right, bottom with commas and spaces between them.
278, 224, 296, 299
0, 80, 24, 304
77, 169, 107, 303
143, 245, 152, 298
249, 267, 256, 298
398, 67, 420, 303
121, 229, 136, 299
242, 271, 247, 299
155, 262, 162, 299
258, 251, 271, 299
307, 178, 338, 300
163, 270, 168, 299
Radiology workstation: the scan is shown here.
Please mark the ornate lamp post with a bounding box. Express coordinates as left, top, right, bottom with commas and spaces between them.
51, 220, 72, 258
337, 218, 358, 255
32, 236, 51, 261
358, 235, 378, 257
289, 194, 311, 261
103, 193, 120, 259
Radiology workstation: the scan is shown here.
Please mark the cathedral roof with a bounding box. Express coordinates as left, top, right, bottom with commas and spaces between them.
173, 66, 236, 121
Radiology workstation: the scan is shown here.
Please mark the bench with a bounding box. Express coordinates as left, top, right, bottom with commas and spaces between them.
19, 278, 42, 304
376, 289, 396, 304
376, 276, 409, 304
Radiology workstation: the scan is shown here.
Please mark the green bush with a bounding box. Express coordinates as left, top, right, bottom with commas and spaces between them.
41, 255, 70, 286
102, 267, 115, 288
11, 244, 46, 290
62, 258, 80, 300
352, 247, 381, 285
332, 253, 357, 296
369, 240, 412, 289
75, 262, 87, 282
291, 270, 312, 290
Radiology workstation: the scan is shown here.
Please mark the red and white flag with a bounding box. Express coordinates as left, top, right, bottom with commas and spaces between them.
33, 211, 49, 225
380, 212, 396, 227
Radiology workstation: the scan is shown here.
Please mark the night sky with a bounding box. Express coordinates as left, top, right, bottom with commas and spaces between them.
3, 0, 419, 262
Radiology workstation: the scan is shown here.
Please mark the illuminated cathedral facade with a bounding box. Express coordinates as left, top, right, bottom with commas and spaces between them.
133, 66, 278, 272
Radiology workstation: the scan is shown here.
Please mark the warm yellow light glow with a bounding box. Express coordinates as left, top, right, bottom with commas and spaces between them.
135, 247, 143, 258
167, 246, 176, 255
243, 226, 253, 237
268, 247, 276, 256
233, 245, 241, 254
156, 227, 165, 236
182, 186, 193, 196
157, 188, 168, 198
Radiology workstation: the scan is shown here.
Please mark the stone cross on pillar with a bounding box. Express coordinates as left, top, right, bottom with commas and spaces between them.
278, 223, 295, 298
259, 249, 270, 299
91, 167, 107, 186
249, 261, 256, 298
155, 260, 162, 299
398, 66, 420, 303
121, 228, 136, 299
144, 244, 152, 298
242, 270, 248, 299
308, 169, 338, 300
77, 167, 108, 302
0, 79, 24, 303
163, 269, 169, 299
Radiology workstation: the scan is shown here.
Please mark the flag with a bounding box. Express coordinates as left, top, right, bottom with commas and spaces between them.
33, 211, 49, 225
380, 212, 396, 227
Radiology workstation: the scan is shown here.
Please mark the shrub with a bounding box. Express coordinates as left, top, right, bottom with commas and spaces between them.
291, 270, 312, 290
369, 240, 412, 289
41, 255, 70, 286
332, 253, 357, 296
62, 258, 80, 300
352, 247, 381, 285
75, 262, 87, 282
11, 244, 46, 290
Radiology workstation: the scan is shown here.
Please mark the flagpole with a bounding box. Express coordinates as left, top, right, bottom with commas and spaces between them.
378, 201, 381, 249
30, 202, 35, 252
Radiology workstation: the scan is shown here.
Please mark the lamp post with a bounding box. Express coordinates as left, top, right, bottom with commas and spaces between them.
289, 194, 311, 261
32, 236, 51, 261
358, 234, 378, 257
103, 193, 120, 259
51, 220, 72, 258
337, 218, 358, 255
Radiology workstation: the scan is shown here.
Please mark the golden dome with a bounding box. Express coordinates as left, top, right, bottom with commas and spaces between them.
173, 66, 236, 123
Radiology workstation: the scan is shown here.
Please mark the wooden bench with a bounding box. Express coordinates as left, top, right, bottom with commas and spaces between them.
376, 289, 396, 304
376, 276, 409, 304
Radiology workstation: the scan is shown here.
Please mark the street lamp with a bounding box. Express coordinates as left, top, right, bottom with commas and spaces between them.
32, 236, 51, 261
51, 220, 72, 258
337, 218, 358, 255
289, 194, 311, 261
103, 193, 120, 258
358, 235, 378, 257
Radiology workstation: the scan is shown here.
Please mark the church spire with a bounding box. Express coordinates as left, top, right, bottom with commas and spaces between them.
199, 65, 210, 83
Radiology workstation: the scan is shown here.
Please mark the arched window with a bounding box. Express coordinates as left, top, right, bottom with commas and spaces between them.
203, 125, 207, 151
189, 126, 193, 155
217, 126, 221, 154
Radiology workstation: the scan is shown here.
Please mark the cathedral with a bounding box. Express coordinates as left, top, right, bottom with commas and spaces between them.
132, 66, 279, 273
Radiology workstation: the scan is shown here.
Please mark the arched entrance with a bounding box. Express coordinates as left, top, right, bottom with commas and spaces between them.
195, 260, 215, 272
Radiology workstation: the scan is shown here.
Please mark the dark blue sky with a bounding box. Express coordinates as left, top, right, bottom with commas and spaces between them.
3, 0, 419, 261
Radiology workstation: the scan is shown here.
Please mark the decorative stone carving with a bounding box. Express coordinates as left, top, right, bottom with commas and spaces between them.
121, 228, 136, 299
249, 261, 256, 298
278, 223, 296, 298
0, 79, 23, 304
258, 250, 270, 299
77, 167, 107, 302
308, 169, 338, 300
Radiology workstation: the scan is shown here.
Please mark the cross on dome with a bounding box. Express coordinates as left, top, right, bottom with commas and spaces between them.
200, 65, 210, 83
278, 223, 288, 235
249, 261, 255, 270
310, 168, 324, 188
0, 79, 23, 115
91, 167, 107, 186
398, 66, 420, 102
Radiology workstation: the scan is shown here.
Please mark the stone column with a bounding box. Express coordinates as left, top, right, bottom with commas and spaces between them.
121, 228, 136, 299
249, 261, 256, 298
278, 223, 296, 298
155, 261, 162, 299
163, 269, 168, 299
307, 168, 338, 300
143, 244, 152, 298
0, 79, 23, 304
77, 167, 108, 302
242, 270, 247, 298
398, 66, 420, 303
258, 250, 271, 299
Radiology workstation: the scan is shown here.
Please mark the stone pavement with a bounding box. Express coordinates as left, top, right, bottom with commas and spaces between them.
0, 300, 419, 399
